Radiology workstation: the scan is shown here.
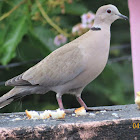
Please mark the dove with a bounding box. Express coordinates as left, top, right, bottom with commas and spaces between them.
0, 4, 128, 112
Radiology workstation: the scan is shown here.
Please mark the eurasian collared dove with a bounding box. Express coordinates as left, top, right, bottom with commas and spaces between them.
0, 4, 128, 112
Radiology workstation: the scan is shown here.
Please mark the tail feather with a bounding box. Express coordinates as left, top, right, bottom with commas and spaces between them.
0, 99, 14, 109
0, 87, 27, 109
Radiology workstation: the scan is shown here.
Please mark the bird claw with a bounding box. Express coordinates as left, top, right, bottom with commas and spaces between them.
60, 107, 121, 114
85, 107, 121, 112
63, 109, 75, 114
59, 108, 75, 114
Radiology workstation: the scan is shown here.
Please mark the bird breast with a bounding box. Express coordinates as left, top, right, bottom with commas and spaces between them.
79, 30, 110, 85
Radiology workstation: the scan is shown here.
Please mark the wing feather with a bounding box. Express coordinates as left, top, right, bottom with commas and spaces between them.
23, 44, 85, 87
5, 74, 32, 86
5, 40, 85, 87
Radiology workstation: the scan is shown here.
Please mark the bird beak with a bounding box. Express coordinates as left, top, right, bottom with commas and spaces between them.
117, 14, 128, 20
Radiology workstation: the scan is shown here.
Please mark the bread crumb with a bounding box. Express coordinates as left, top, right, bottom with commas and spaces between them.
51, 109, 66, 119
25, 110, 40, 119
11, 118, 22, 121
40, 110, 51, 119
75, 106, 87, 116
135, 91, 140, 109
89, 113, 95, 116
72, 113, 76, 116
100, 110, 106, 113
25, 109, 65, 120
112, 113, 119, 117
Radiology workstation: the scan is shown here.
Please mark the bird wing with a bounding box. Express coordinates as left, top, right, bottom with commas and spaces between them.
6, 42, 85, 87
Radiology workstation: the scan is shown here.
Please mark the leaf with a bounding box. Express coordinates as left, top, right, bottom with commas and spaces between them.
0, 21, 10, 46
0, 1, 3, 13
30, 26, 57, 51
65, 3, 88, 15
0, 15, 28, 65
26, 30, 52, 58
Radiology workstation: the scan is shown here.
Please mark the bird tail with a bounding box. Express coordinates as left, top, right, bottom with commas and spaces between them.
0, 87, 28, 109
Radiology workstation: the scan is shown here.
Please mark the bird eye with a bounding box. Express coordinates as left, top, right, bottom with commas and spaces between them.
107, 9, 111, 14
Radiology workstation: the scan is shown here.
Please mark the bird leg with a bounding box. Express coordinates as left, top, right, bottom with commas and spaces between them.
56, 95, 118, 113
56, 95, 74, 113
76, 96, 88, 109
76, 96, 119, 112
56, 96, 64, 110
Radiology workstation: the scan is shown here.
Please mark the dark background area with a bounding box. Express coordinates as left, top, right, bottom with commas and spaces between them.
0, 0, 133, 113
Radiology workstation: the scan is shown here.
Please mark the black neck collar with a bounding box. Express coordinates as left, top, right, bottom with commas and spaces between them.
90, 27, 101, 31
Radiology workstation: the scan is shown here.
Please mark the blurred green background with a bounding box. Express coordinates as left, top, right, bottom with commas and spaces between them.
0, 0, 133, 113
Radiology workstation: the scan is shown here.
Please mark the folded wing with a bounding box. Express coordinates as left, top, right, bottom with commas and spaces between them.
6, 43, 85, 87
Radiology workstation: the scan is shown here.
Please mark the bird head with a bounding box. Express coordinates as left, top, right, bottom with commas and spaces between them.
94, 4, 128, 27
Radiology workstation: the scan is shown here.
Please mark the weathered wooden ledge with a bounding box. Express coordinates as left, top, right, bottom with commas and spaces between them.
0, 104, 140, 140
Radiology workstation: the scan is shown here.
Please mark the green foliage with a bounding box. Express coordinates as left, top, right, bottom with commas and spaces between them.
0, 16, 28, 65
86, 62, 134, 105
0, 0, 133, 113
65, 3, 88, 15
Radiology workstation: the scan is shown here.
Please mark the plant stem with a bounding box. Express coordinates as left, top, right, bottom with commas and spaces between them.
0, 0, 26, 21
36, 0, 69, 37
